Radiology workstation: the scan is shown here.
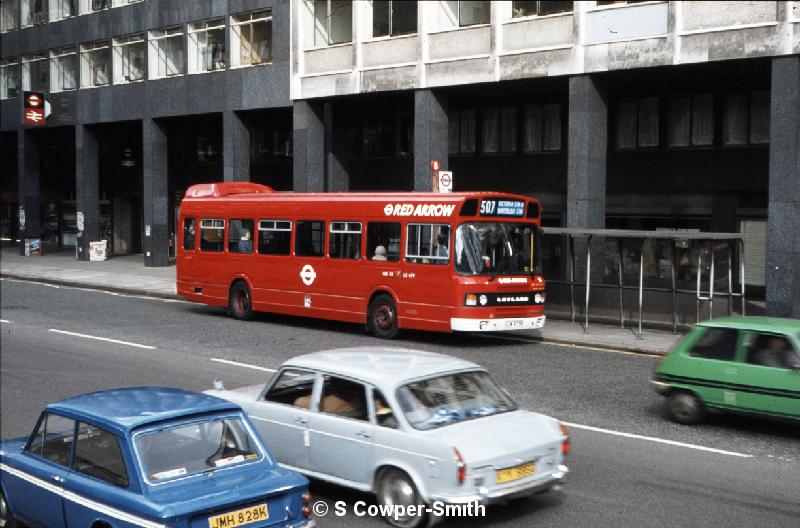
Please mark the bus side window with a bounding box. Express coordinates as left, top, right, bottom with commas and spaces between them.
296, 221, 325, 257
406, 224, 450, 265
183, 218, 195, 250
258, 220, 292, 255
330, 222, 362, 260
367, 222, 400, 262
200, 219, 225, 252
228, 219, 254, 254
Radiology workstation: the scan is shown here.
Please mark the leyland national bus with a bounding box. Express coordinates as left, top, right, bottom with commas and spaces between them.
177, 182, 545, 338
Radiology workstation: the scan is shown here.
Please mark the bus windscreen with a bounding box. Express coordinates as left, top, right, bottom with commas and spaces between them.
455, 222, 537, 276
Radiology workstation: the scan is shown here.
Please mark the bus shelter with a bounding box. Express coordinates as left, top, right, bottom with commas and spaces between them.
540, 228, 747, 338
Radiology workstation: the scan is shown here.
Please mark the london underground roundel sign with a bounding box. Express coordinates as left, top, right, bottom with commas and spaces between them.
300, 264, 317, 286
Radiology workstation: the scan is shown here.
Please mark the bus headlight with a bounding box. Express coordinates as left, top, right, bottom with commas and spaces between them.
534, 293, 545, 304
479, 295, 488, 306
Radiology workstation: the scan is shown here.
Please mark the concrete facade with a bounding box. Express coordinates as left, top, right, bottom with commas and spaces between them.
3, 1, 799, 316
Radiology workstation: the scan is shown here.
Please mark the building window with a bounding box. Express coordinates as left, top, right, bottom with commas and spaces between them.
615, 97, 658, 149
113, 34, 145, 83
112, 0, 143, 6
667, 94, 714, 147
21, 0, 45, 26
479, 106, 518, 154
231, 10, 272, 67
50, 47, 77, 92
80, 40, 111, 88
512, 1, 572, 17
443, 0, 490, 27
49, 0, 76, 21
373, 0, 417, 37
1, 0, 19, 32
723, 90, 769, 146
459, 109, 477, 153
189, 18, 226, 73
521, 103, 561, 152
0, 57, 19, 99
313, 0, 352, 46
148, 26, 184, 79
81, 0, 109, 14
22, 53, 48, 92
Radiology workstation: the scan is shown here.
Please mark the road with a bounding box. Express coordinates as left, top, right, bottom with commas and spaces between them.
1, 277, 798, 528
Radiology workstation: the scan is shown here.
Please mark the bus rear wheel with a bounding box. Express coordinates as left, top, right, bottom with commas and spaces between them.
228, 282, 253, 321
369, 294, 399, 339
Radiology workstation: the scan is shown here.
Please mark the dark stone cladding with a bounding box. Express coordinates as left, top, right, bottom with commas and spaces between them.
0, 0, 290, 132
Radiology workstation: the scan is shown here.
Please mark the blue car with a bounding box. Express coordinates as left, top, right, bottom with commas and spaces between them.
0, 387, 315, 528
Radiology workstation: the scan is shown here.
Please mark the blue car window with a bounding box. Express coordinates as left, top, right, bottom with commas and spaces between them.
25, 413, 75, 467
74, 422, 129, 488
135, 416, 261, 484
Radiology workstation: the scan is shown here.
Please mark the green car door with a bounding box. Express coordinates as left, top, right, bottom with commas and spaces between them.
730, 331, 800, 419
658, 325, 744, 409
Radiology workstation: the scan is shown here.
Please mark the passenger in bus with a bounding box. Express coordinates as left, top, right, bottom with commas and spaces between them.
372, 245, 388, 261
238, 229, 253, 253
436, 232, 449, 259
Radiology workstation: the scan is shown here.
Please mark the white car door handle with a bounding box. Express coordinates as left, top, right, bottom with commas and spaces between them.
52, 475, 64, 483
294, 417, 307, 424
356, 431, 371, 439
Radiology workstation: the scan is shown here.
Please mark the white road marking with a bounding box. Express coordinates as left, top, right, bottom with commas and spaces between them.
210, 358, 277, 372
0, 319, 9, 323
48, 329, 156, 350
563, 421, 753, 458
1, 278, 190, 303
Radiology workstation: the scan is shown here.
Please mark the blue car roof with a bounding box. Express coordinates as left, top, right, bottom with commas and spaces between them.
45, 387, 241, 436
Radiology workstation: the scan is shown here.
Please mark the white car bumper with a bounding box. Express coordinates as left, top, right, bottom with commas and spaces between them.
451, 316, 546, 332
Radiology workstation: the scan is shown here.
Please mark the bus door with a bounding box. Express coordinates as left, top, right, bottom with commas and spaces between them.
316, 221, 363, 320
255, 219, 297, 310
396, 223, 453, 328
192, 218, 228, 302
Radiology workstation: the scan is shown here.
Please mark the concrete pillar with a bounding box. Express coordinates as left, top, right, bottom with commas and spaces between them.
142, 118, 170, 267
766, 57, 800, 317
17, 130, 40, 255
567, 75, 607, 229
223, 111, 250, 182
292, 100, 325, 192
324, 102, 349, 192
413, 89, 449, 192
75, 125, 100, 261
567, 75, 607, 287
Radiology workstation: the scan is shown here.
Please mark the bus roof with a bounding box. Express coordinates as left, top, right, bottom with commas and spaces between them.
180, 183, 541, 220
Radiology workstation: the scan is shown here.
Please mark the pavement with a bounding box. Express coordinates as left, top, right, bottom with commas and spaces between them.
0, 244, 683, 354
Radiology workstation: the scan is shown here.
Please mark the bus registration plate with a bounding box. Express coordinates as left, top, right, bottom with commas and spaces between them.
208, 503, 268, 528
505, 320, 524, 329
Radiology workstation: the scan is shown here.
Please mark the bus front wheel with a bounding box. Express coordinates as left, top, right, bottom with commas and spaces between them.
369, 294, 399, 339
228, 282, 253, 321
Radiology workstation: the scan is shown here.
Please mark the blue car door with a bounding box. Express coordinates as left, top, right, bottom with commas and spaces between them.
7, 412, 74, 528
63, 422, 144, 528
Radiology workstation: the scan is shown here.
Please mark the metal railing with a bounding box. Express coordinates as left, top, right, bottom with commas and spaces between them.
541, 228, 746, 338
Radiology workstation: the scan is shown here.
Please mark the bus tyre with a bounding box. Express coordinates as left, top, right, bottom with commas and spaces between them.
369, 294, 399, 339
228, 282, 253, 321
667, 391, 704, 425
377, 469, 427, 528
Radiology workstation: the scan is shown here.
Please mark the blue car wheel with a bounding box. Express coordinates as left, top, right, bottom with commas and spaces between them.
0, 488, 18, 528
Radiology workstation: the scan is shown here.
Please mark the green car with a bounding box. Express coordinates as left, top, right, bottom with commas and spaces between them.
652, 317, 800, 424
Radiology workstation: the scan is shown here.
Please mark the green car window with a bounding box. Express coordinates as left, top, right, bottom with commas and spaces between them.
688, 328, 738, 361
745, 333, 800, 370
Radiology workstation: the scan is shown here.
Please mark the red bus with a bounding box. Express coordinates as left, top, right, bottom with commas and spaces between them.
177, 182, 545, 338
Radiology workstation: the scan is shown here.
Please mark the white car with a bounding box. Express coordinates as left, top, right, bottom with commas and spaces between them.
208, 347, 570, 527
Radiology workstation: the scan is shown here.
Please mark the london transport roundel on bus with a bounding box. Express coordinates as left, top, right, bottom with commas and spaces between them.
300, 264, 316, 286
